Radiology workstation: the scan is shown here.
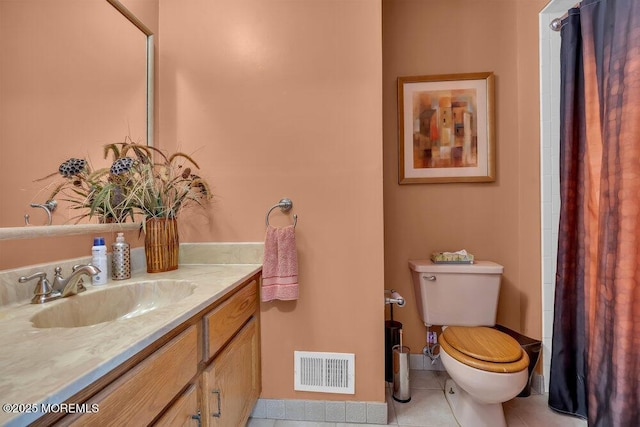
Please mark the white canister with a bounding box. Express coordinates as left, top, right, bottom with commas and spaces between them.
91, 237, 108, 285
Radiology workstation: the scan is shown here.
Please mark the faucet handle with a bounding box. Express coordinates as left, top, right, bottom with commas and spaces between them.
71, 265, 89, 292
19, 271, 48, 283
18, 272, 60, 304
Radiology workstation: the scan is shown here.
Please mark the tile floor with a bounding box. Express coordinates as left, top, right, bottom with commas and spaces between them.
246, 370, 587, 427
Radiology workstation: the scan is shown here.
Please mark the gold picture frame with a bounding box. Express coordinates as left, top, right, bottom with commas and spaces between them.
398, 72, 495, 184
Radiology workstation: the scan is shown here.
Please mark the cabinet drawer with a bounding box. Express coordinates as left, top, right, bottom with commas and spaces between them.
65, 326, 198, 427
204, 280, 258, 360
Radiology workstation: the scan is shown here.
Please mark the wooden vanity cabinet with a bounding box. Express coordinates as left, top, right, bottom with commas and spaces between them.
45, 273, 261, 427
200, 278, 261, 427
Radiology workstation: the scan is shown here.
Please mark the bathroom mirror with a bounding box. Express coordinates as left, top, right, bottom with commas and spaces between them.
0, 0, 153, 239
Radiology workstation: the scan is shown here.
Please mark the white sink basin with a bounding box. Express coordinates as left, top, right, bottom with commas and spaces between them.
30, 280, 196, 328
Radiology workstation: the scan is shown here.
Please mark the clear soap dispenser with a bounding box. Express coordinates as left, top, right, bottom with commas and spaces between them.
112, 232, 131, 280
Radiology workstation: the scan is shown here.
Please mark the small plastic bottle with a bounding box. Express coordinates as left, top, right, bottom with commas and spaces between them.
112, 232, 131, 280
91, 237, 108, 286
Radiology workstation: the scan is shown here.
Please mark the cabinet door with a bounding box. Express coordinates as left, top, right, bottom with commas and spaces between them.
202, 317, 259, 427
154, 384, 200, 427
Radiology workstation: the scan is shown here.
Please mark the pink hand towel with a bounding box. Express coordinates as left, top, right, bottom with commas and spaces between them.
261, 225, 299, 301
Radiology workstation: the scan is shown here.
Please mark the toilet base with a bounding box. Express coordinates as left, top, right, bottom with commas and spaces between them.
444, 379, 507, 427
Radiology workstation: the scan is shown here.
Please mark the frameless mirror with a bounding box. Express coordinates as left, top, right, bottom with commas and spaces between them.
0, 0, 153, 239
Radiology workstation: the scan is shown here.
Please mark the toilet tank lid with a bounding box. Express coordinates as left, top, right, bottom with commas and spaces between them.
409, 260, 504, 274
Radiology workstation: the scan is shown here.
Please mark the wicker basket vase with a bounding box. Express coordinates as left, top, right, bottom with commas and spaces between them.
144, 217, 179, 273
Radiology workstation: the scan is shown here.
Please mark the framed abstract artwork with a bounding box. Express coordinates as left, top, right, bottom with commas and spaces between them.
398, 72, 495, 184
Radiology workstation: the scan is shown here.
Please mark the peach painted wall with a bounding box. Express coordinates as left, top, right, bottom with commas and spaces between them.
382, 0, 546, 356
158, 0, 384, 403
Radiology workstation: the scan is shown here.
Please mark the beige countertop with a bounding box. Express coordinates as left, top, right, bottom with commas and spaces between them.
0, 243, 262, 427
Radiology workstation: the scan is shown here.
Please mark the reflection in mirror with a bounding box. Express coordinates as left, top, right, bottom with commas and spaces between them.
0, 0, 154, 270
0, 0, 153, 229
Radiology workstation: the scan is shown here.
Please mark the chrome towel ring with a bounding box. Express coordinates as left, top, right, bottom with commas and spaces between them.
266, 198, 298, 228
24, 199, 57, 226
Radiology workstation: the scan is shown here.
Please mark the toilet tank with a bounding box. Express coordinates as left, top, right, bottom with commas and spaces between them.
409, 260, 504, 327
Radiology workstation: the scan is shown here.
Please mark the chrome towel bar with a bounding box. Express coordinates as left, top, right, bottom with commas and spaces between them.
266, 198, 298, 228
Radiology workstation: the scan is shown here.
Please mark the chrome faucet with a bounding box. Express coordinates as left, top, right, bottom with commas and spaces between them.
19, 265, 102, 304
52, 265, 101, 297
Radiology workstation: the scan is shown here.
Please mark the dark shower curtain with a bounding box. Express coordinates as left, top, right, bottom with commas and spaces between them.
549, 1, 640, 426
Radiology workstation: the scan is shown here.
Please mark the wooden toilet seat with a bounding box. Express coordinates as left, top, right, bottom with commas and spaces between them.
439, 326, 530, 373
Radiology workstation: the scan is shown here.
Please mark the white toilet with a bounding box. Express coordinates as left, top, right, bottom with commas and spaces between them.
409, 260, 529, 427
